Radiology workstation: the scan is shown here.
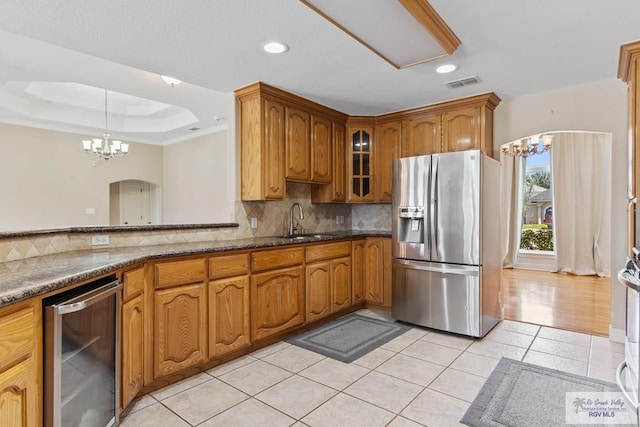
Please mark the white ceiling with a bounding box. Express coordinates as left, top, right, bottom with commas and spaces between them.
0, 0, 639, 145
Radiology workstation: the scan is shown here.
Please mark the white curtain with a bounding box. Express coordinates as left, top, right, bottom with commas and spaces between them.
501, 151, 525, 268
551, 133, 611, 276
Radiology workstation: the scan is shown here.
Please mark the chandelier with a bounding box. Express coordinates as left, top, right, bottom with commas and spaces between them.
81, 89, 129, 160
502, 134, 552, 158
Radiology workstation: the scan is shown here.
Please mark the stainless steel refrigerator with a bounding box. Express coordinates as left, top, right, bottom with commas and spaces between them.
391, 149, 502, 337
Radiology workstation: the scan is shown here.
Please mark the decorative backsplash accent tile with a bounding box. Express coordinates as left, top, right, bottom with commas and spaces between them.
0, 183, 389, 262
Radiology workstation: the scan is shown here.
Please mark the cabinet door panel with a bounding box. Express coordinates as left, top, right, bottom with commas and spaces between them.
251, 267, 304, 341
154, 284, 207, 378
375, 121, 400, 202
364, 238, 384, 304
121, 294, 144, 409
306, 262, 331, 322
352, 240, 366, 305
311, 115, 332, 183
209, 276, 251, 357
331, 257, 352, 312
264, 99, 286, 198
402, 114, 441, 157
442, 107, 481, 152
286, 107, 311, 181
0, 357, 37, 427
347, 126, 374, 202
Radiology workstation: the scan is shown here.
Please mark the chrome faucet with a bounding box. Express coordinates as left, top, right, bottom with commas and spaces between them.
288, 202, 304, 236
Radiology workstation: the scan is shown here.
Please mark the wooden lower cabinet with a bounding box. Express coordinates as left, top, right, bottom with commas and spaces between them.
331, 256, 351, 312
0, 357, 37, 427
306, 262, 331, 322
364, 238, 392, 308
121, 294, 144, 409
351, 240, 366, 305
209, 276, 251, 357
154, 283, 207, 378
251, 266, 304, 341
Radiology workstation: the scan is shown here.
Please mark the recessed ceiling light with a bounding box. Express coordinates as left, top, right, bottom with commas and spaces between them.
436, 64, 457, 74
161, 76, 182, 87
263, 41, 289, 54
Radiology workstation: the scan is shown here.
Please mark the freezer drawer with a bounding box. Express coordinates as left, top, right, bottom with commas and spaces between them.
392, 259, 481, 337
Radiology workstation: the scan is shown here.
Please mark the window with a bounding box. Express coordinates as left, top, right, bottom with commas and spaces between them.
520, 149, 554, 252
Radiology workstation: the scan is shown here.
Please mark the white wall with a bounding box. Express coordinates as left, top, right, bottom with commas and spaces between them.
493, 78, 628, 334
0, 123, 163, 230
162, 129, 233, 224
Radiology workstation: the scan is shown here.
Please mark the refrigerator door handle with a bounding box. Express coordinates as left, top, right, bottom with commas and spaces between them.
429, 156, 438, 259
394, 259, 479, 275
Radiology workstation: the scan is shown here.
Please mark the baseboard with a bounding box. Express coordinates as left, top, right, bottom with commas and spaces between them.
609, 326, 625, 343
514, 250, 556, 271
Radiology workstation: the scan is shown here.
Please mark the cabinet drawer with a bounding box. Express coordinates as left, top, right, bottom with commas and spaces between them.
0, 305, 35, 368
306, 241, 351, 263
209, 253, 249, 280
251, 247, 304, 272
123, 267, 145, 300
155, 258, 206, 289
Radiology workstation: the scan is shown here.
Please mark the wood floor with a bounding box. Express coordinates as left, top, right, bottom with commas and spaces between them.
502, 268, 611, 336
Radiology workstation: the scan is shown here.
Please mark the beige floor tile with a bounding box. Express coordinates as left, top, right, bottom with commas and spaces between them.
381, 334, 418, 352
449, 352, 500, 378
466, 339, 526, 360
161, 378, 248, 425
262, 345, 325, 373
420, 331, 475, 351
402, 327, 429, 340
401, 388, 469, 427
400, 340, 462, 366
122, 394, 156, 416
357, 308, 394, 322
119, 403, 189, 427
199, 398, 295, 427
219, 360, 292, 395
344, 371, 423, 413
483, 328, 535, 349
591, 335, 625, 355
255, 375, 337, 419
376, 354, 445, 387
589, 347, 625, 367
299, 358, 369, 390
538, 326, 592, 347
250, 341, 292, 359
523, 350, 588, 375
207, 355, 257, 377
151, 372, 213, 401
588, 361, 620, 383
530, 336, 590, 362
428, 368, 486, 402
352, 347, 396, 369
302, 393, 395, 427
495, 320, 540, 336
387, 416, 426, 427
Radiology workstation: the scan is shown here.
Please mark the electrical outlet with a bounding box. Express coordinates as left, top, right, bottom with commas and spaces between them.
336, 215, 341, 225
91, 235, 110, 246
340, 215, 345, 224
250, 217, 258, 229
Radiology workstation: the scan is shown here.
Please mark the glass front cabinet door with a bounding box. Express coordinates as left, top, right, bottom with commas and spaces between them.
348, 126, 374, 202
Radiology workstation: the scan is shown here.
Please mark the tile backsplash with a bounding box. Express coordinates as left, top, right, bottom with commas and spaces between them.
0, 182, 391, 262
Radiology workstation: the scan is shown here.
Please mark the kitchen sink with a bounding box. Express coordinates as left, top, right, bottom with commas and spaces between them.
279, 233, 336, 240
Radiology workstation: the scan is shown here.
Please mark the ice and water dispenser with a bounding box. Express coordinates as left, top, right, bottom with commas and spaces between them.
397, 206, 425, 243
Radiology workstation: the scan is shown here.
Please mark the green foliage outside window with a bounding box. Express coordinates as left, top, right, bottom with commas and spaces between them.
520, 228, 554, 251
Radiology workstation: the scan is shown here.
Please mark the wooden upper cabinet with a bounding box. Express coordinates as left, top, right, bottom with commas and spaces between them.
347, 120, 375, 203
442, 106, 481, 153
236, 84, 286, 201
285, 106, 311, 182
619, 41, 640, 254
375, 121, 401, 203
402, 113, 441, 156
310, 115, 332, 183
312, 121, 346, 202
263, 99, 286, 199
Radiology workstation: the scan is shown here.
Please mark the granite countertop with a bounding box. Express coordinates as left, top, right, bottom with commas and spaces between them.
0, 230, 391, 308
